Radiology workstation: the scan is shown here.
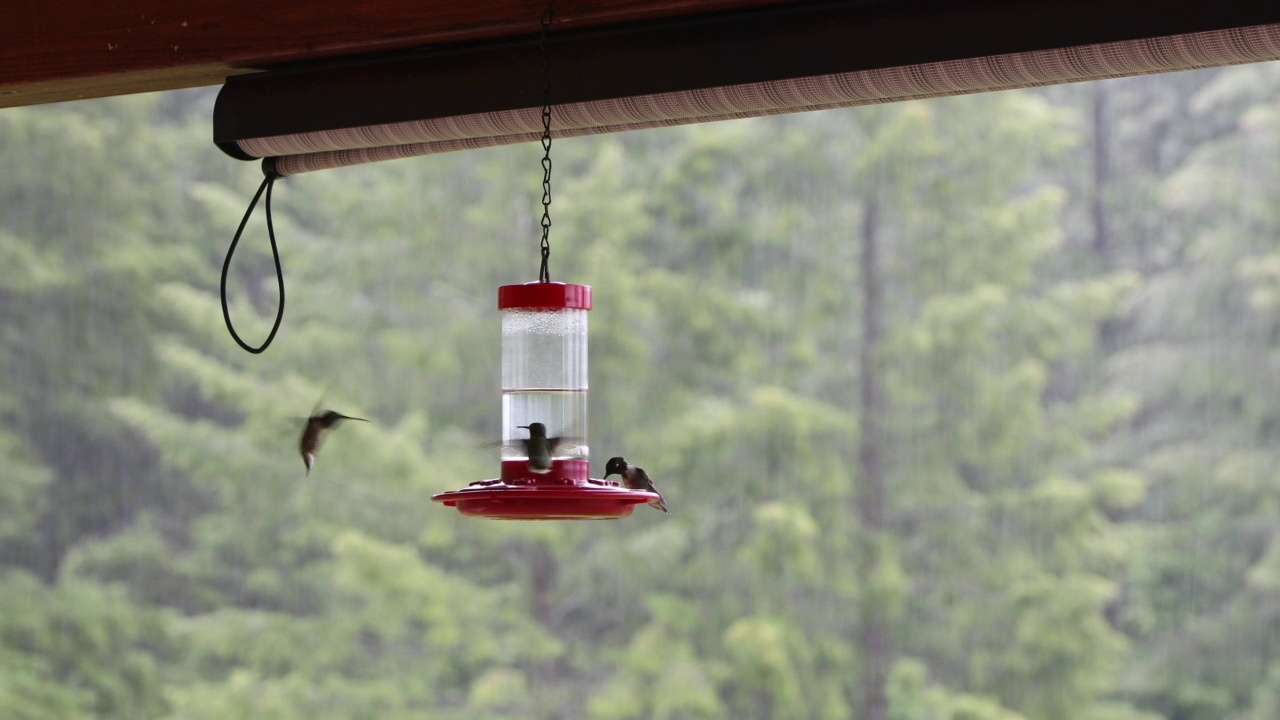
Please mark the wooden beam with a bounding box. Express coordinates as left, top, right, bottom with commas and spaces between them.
0, 0, 795, 108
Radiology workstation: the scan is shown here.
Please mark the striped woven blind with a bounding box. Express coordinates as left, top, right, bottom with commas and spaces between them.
229, 23, 1280, 178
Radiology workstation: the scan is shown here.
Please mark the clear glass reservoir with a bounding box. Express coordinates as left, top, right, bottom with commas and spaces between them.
499, 283, 591, 475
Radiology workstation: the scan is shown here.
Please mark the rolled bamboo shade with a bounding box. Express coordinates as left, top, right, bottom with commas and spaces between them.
229, 22, 1280, 177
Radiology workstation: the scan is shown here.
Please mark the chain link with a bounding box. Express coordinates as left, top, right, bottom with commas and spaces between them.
538, 0, 556, 283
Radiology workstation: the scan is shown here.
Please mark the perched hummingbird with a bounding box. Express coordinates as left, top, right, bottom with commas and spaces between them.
299, 410, 368, 475
517, 422, 568, 473
604, 456, 669, 513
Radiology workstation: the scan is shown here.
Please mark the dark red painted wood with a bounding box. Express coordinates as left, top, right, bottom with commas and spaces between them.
0, 0, 797, 107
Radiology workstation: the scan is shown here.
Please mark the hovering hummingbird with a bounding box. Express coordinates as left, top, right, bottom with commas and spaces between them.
604, 456, 669, 513
517, 422, 569, 474
299, 410, 368, 475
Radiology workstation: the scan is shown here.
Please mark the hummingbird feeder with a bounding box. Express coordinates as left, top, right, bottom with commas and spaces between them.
431, 2, 656, 519
431, 282, 659, 519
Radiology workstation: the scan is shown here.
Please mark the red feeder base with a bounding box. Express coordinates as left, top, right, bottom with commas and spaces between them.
432, 460, 660, 520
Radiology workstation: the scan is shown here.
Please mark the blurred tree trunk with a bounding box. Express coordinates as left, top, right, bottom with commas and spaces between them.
1091, 83, 1112, 263
857, 193, 889, 720
1092, 82, 1124, 350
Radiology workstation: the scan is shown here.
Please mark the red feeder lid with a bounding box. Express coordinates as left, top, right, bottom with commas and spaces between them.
499, 282, 592, 311
432, 460, 659, 520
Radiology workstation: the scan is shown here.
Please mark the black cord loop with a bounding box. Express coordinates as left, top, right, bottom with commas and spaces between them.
538, 0, 555, 284
220, 167, 285, 354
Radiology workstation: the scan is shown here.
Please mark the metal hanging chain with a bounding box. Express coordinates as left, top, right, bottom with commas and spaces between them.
538, 0, 556, 283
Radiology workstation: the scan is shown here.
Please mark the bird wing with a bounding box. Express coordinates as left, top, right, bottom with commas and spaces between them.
547, 436, 584, 453
632, 467, 669, 513
632, 466, 661, 494
309, 377, 337, 416
478, 436, 583, 455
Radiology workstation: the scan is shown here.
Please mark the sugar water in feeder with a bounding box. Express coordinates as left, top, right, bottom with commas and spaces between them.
432, 282, 660, 519
500, 282, 590, 481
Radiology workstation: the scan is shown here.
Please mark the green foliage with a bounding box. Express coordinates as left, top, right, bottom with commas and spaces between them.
0, 570, 170, 719
888, 658, 1027, 720
1, 63, 1278, 719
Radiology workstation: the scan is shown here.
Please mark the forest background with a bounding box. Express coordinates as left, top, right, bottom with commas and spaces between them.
0, 60, 1279, 720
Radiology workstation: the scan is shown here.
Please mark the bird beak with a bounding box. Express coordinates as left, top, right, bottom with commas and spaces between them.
517, 425, 530, 430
